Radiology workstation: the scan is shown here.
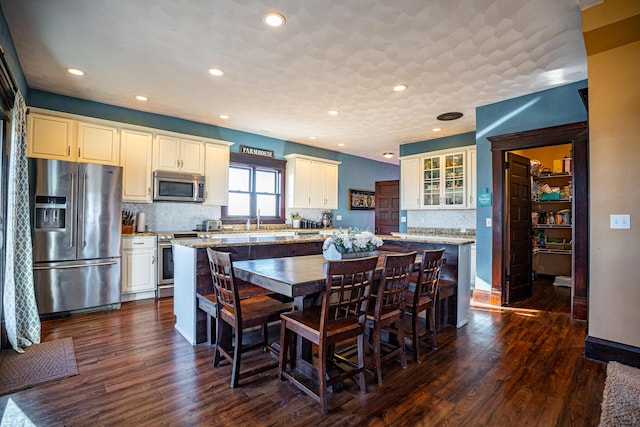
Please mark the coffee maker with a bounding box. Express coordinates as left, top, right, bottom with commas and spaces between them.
322, 212, 333, 228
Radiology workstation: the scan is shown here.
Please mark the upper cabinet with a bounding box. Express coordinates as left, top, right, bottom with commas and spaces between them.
77, 122, 120, 165
27, 113, 75, 161
120, 129, 153, 203
203, 140, 232, 206
28, 113, 120, 166
284, 154, 341, 209
154, 135, 204, 174
400, 146, 476, 210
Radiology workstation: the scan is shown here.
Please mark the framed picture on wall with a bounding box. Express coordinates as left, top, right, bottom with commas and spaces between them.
349, 189, 375, 210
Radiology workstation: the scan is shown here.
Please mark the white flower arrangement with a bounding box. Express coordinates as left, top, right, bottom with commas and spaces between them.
322, 229, 383, 254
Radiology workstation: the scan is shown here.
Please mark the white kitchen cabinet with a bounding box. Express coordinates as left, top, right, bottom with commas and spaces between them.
285, 154, 340, 209
400, 157, 420, 210
77, 121, 120, 166
27, 113, 76, 161
154, 134, 205, 174
203, 140, 232, 206
400, 146, 476, 210
120, 129, 153, 203
122, 235, 157, 301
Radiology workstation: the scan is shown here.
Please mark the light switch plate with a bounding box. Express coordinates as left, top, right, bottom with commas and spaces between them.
400, 216, 406, 223
335, 215, 342, 221
486, 218, 492, 227
610, 214, 630, 229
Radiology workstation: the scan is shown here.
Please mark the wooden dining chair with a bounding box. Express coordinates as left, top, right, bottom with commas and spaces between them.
365, 251, 417, 385
406, 248, 445, 362
206, 248, 293, 388
278, 256, 378, 414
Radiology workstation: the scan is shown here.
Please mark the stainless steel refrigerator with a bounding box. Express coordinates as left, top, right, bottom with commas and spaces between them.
29, 158, 123, 314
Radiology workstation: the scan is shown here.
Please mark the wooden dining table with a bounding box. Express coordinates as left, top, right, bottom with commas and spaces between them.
233, 252, 421, 364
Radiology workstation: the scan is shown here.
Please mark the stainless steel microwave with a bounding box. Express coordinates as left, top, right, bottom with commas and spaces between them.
153, 170, 205, 202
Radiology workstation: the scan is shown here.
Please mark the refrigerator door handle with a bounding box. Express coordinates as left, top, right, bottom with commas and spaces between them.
33, 260, 119, 270
79, 174, 87, 248
69, 172, 75, 248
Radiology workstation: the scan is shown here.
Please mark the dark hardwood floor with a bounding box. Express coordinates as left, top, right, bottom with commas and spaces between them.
1, 293, 605, 426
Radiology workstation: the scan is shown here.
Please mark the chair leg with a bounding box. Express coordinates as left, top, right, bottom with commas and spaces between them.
372, 322, 383, 386
278, 321, 286, 378
262, 323, 269, 349
318, 343, 329, 414
230, 327, 242, 388
397, 317, 408, 369
428, 306, 438, 350
412, 310, 421, 363
213, 317, 224, 367
357, 332, 367, 393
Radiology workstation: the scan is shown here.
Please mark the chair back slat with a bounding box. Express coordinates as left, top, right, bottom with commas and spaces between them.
206, 248, 240, 318
415, 249, 445, 301
374, 252, 417, 316
322, 257, 378, 330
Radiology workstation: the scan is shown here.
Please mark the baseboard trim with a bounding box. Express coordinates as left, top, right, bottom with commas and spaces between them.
471, 289, 491, 305
584, 336, 640, 368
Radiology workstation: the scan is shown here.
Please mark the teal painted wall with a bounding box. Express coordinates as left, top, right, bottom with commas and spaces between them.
0, 5, 28, 96
29, 90, 399, 230
400, 131, 476, 157
475, 80, 588, 288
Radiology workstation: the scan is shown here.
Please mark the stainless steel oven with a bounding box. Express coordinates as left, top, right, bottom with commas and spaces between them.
156, 231, 200, 297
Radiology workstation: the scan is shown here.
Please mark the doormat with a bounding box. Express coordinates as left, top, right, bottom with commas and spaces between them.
599, 361, 640, 426
0, 337, 79, 396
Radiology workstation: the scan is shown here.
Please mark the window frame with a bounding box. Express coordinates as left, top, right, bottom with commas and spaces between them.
221, 152, 286, 224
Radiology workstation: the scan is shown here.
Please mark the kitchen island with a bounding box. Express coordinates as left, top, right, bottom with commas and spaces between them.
172, 233, 474, 345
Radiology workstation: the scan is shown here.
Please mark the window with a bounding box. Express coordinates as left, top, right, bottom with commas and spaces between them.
222, 153, 286, 223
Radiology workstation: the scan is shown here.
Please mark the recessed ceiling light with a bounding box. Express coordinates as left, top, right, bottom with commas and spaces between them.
432, 127, 441, 132
437, 112, 463, 121
134, 95, 148, 101
393, 84, 408, 92
208, 68, 224, 77
219, 114, 229, 120
263, 12, 286, 27
66, 68, 85, 76
328, 110, 339, 116
309, 136, 317, 140
338, 143, 345, 147
383, 152, 394, 159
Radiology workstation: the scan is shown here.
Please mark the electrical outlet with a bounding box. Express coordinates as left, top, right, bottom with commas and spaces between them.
486, 218, 492, 227
460, 227, 466, 233
401, 216, 407, 223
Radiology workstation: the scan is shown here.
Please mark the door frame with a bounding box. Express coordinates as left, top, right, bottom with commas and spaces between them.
488, 122, 589, 319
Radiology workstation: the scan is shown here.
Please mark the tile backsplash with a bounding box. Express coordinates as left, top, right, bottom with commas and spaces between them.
123, 202, 222, 232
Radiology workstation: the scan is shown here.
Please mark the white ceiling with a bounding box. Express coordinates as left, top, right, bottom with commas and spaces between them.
1, 0, 588, 164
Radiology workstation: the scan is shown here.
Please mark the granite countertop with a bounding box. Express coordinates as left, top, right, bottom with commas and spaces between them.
386, 233, 475, 245
172, 234, 327, 248
122, 232, 157, 237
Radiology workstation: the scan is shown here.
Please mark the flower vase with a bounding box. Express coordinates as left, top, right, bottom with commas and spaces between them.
322, 244, 379, 260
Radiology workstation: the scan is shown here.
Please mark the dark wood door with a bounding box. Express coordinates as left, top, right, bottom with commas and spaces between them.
505, 152, 532, 304
375, 180, 400, 235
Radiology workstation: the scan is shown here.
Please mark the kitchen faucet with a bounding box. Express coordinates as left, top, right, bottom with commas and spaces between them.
256, 209, 260, 230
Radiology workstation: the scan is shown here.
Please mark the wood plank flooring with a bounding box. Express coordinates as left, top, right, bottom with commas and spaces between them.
0, 290, 605, 426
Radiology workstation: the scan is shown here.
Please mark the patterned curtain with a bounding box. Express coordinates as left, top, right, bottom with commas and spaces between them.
3, 90, 40, 352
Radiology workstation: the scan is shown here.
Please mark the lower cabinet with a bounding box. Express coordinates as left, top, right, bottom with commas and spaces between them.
122, 235, 157, 301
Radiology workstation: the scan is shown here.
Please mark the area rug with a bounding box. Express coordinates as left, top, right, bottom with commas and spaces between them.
599, 361, 640, 426
0, 337, 79, 396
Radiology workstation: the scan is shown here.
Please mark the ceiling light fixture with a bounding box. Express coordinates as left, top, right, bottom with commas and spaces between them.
219, 114, 229, 119
432, 127, 441, 132
66, 68, 85, 76
134, 95, 148, 101
437, 111, 463, 121
338, 143, 345, 147
383, 152, 394, 159
263, 12, 286, 27
309, 136, 317, 140
208, 68, 224, 77
328, 110, 339, 116
393, 84, 408, 92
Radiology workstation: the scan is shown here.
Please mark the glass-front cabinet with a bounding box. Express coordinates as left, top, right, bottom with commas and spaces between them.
401, 146, 474, 210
